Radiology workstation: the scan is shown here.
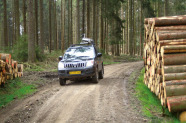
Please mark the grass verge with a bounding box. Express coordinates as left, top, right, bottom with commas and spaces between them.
135, 68, 180, 123
0, 78, 36, 108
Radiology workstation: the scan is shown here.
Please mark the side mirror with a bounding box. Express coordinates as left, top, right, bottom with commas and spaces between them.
97, 53, 102, 57
59, 56, 63, 61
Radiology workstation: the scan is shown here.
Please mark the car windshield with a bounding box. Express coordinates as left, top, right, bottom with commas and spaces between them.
63, 46, 95, 60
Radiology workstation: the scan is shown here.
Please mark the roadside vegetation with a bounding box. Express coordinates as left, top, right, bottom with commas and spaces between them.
0, 78, 36, 108
134, 68, 180, 123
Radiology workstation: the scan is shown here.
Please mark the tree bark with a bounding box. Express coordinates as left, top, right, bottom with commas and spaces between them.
28, 0, 36, 62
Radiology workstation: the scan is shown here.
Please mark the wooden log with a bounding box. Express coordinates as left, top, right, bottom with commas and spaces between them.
165, 84, 186, 97
159, 39, 186, 47
156, 31, 186, 41
164, 65, 186, 73
155, 25, 186, 31
167, 95, 186, 112
165, 80, 186, 86
163, 53, 186, 65
163, 45, 186, 54
149, 15, 186, 26
164, 73, 186, 81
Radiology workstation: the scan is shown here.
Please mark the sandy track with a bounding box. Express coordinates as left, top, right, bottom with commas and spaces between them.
0, 61, 145, 123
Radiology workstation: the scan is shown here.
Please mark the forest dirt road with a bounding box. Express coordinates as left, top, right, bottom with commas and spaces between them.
0, 61, 146, 123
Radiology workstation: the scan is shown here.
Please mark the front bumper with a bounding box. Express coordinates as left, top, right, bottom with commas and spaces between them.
58, 66, 95, 79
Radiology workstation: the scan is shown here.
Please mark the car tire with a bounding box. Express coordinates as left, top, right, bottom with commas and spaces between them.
92, 68, 99, 83
99, 65, 104, 79
59, 78, 66, 86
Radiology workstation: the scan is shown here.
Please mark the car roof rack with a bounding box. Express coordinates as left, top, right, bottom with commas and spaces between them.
80, 38, 95, 45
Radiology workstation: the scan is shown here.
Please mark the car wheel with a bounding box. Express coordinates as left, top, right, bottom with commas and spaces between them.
59, 78, 66, 86
92, 68, 99, 83
99, 65, 104, 79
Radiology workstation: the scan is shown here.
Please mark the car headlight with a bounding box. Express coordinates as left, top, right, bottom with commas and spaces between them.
58, 62, 64, 70
86, 60, 94, 67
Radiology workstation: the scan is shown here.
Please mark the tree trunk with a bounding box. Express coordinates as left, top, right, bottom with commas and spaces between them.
82, 0, 85, 35
61, 0, 65, 52
76, 0, 80, 43
15, 0, 20, 42
167, 95, 186, 112
39, 0, 44, 54
99, 0, 103, 50
49, 0, 52, 53
35, 0, 38, 45
23, 0, 27, 35
164, 0, 169, 16
87, 0, 90, 38
93, 0, 96, 41
129, 0, 133, 56
28, 0, 36, 62
3, 0, 8, 47
54, 0, 57, 50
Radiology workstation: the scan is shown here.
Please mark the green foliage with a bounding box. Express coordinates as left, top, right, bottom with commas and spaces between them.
11, 35, 45, 62
0, 78, 36, 108
135, 68, 180, 122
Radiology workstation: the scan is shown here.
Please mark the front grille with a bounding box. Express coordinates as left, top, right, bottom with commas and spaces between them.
64, 62, 86, 68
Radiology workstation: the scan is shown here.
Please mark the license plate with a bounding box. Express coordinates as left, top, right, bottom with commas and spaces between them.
69, 71, 81, 75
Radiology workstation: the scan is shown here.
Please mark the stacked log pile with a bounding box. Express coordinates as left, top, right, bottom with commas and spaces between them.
143, 15, 186, 113
0, 53, 23, 87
